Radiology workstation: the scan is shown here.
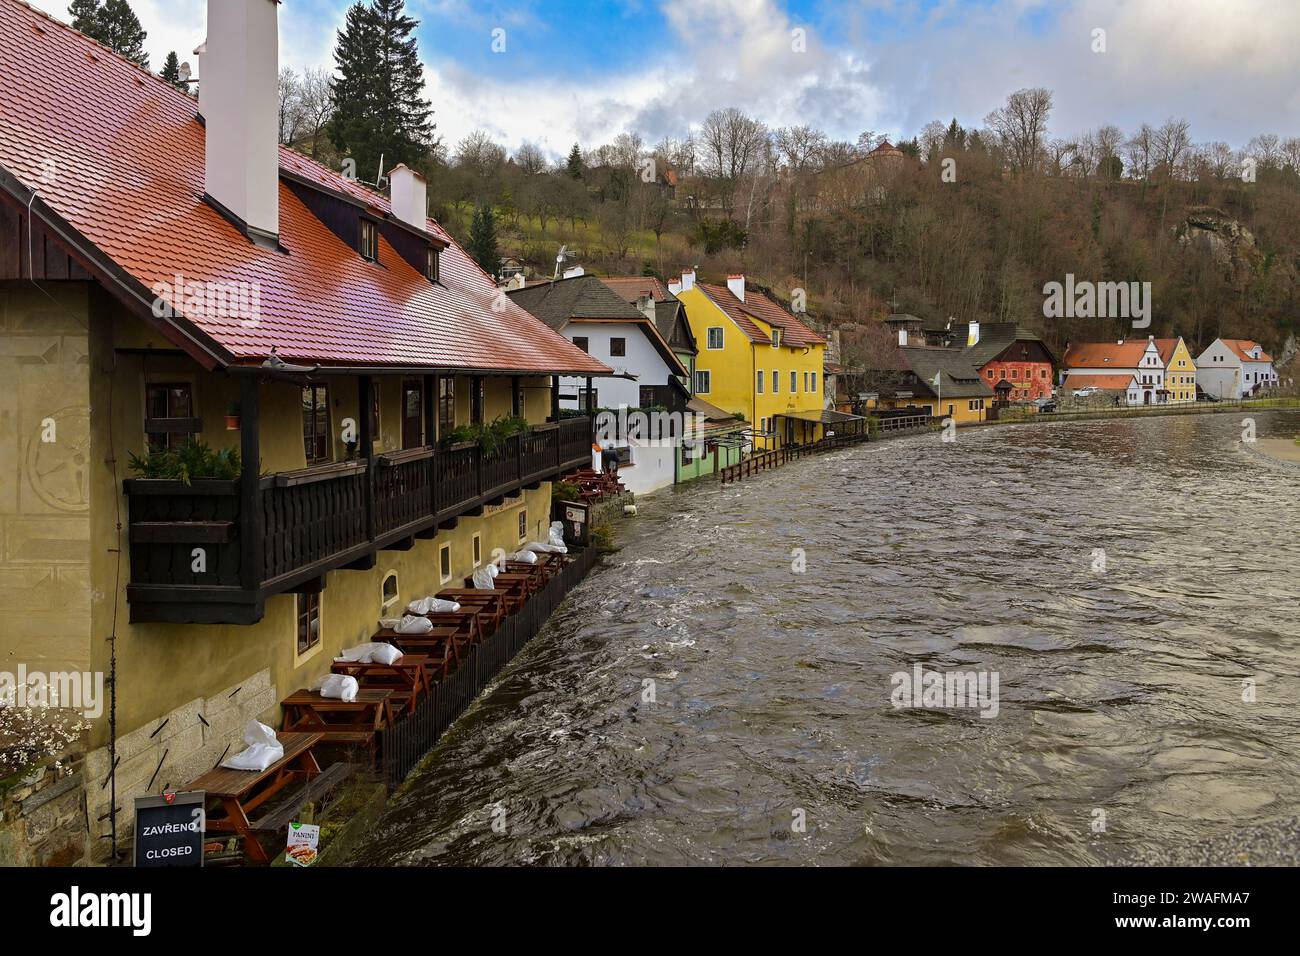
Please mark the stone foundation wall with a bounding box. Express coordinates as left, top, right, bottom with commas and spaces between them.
0, 747, 87, 867
82, 667, 277, 863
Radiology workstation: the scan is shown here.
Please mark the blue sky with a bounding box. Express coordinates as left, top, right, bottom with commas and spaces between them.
30, 0, 1300, 159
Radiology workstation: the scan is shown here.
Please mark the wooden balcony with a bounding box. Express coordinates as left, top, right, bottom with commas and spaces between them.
125, 417, 593, 624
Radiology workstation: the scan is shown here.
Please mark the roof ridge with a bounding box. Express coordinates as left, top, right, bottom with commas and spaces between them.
12, 0, 194, 100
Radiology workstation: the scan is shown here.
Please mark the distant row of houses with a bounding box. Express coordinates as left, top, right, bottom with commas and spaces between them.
841, 313, 1280, 421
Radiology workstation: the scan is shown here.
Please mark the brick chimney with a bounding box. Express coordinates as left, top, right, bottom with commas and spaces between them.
200, 0, 280, 247
727, 274, 745, 302
388, 164, 427, 230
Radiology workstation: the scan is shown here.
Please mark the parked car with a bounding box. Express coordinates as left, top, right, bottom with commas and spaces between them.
1033, 398, 1058, 413
1072, 386, 1099, 398
1197, 391, 1220, 403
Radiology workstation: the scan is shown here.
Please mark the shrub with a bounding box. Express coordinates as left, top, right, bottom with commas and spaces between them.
127, 438, 242, 483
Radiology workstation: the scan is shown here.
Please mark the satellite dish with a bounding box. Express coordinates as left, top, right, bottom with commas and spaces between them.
178, 62, 192, 82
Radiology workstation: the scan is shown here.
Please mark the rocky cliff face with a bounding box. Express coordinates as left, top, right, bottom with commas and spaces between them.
1173, 206, 1265, 284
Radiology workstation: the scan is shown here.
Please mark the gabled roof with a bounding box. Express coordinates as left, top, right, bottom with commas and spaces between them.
599, 275, 670, 303
0, 0, 606, 376
900, 347, 995, 399
1063, 373, 1136, 390
507, 276, 688, 377
1222, 338, 1273, 363
1062, 340, 1152, 369
963, 322, 1056, 368
1153, 338, 1184, 364
695, 282, 826, 348
653, 299, 697, 354
506, 274, 646, 329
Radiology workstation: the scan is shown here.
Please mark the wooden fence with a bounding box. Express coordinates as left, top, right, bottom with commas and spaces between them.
378, 545, 599, 789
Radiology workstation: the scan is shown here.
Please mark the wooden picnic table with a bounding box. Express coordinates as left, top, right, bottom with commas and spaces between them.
187, 731, 322, 865
420, 609, 483, 644
438, 588, 510, 629
331, 653, 431, 713
372, 628, 462, 680
281, 688, 395, 746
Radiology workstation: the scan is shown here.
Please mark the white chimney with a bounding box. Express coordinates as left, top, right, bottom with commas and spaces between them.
727, 274, 745, 302
967, 320, 980, 346
667, 279, 682, 295
680, 269, 696, 292
389, 164, 427, 230
201, 0, 280, 246
898, 329, 908, 347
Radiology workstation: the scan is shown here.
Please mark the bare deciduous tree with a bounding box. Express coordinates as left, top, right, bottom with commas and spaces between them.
984, 87, 1053, 174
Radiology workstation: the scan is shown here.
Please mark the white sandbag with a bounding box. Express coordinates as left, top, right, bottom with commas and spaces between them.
335, 642, 388, 663
379, 617, 402, 631
471, 566, 496, 589
220, 720, 284, 772
394, 615, 433, 634
407, 596, 461, 615
523, 541, 554, 554
369, 643, 402, 665
311, 674, 359, 702
509, 550, 538, 564
548, 521, 567, 548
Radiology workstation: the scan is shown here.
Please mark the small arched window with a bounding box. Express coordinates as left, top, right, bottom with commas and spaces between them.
381, 572, 398, 610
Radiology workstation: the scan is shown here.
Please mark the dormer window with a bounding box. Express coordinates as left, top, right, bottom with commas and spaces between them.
426, 246, 440, 283
359, 219, 379, 261
771, 329, 782, 348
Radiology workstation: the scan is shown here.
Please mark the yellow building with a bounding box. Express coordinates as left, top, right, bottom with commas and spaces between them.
1156, 338, 1197, 404
857, 342, 994, 425
673, 272, 828, 448
0, 2, 606, 865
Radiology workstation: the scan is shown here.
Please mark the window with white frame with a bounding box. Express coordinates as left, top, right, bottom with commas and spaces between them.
439, 543, 452, 584
707, 327, 724, 350
472, 532, 482, 568
756, 370, 764, 393
810, 372, 817, 393
695, 370, 711, 394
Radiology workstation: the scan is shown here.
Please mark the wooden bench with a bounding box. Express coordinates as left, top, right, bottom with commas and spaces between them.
248, 761, 354, 835
187, 731, 322, 865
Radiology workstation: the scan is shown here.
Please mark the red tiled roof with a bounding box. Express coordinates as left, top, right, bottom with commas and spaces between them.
1222, 338, 1273, 363
1061, 340, 1149, 369
1063, 373, 1135, 390
599, 276, 670, 303
696, 283, 825, 347
0, 0, 607, 375
1153, 338, 1182, 364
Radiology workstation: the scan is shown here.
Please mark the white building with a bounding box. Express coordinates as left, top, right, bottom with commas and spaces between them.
1195, 339, 1278, 399
1061, 336, 1168, 406
508, 274, 692, 495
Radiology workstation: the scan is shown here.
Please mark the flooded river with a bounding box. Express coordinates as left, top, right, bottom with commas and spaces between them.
350, 411, 1300, 866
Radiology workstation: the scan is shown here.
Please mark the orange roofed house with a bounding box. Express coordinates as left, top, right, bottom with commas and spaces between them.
0, 0, 606, 863
1061, 336, 1167, 406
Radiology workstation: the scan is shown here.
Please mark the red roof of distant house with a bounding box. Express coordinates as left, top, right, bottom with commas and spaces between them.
1062, 340, 1150, 369
1153, 338, 1184, 364
696, 283, 825, 347
599, 276, 670, 303
1222, 338, 1273, 363
1063, 373, 1135, 390
0, 0, 607, 376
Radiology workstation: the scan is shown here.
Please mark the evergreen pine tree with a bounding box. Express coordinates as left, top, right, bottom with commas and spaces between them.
566, 143, 584, 179
160, 51, 184, 89
467, 204, 500, 278
329, 0, 436, 183
68, 0, 105, 43
97, 0, 149, 67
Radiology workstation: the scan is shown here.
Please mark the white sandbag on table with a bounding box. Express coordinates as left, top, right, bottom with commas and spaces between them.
311, 674, 359, 702
220, 720, 285, 771
335, 642, 402, 665
509, 550, 538, 564
471, 566, 497, 589
407, 596, 461, 614
394, 615, 433, 634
